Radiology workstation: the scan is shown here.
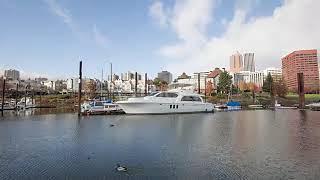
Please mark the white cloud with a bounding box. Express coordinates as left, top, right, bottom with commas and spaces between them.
149, 1, 168, 27
152, 0, 215, 60
171, 0, 214, 43
43, 0, 75, 30
93, 25, 109, 49
155, 0, 320, 75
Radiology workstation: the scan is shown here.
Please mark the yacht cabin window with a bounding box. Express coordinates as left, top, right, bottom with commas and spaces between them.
95, 102, 104, 106
181, 96, 202, 102
156, 92, 178, 98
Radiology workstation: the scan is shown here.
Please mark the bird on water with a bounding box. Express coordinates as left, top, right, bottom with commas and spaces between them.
116, 164, 128, 172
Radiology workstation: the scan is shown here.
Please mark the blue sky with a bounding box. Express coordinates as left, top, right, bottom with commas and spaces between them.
1, 0, 318, 80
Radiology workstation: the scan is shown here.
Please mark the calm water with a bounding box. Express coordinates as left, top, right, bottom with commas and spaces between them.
0, 110, 320, 179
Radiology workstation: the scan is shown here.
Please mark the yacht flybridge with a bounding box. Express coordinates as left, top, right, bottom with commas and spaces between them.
116, 90, 214, 114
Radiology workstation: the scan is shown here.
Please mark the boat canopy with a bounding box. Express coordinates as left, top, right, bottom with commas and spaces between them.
227, 101, 241, 106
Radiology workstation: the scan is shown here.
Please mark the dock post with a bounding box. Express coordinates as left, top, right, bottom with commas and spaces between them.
198, 73, 201, 94
135, 72, 138, 97
31, 88, 34, 106
24, 86, 27, 110
145, 73, 147, 96
1, 78, 5, 116
204, 77, 207, 102
15, 83, 18, 109
39, 89, 42, 108
78, 61, 83, 116
297, 73, 305, 109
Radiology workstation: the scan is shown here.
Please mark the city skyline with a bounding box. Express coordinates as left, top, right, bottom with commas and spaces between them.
1, 0, 320, 79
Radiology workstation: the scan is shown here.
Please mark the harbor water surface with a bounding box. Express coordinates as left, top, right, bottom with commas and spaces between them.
0, 110, 320, 179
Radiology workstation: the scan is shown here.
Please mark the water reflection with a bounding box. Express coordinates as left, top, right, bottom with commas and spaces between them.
0, 110, 320, 179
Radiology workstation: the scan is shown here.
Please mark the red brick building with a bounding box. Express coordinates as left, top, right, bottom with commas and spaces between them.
282, 49, 319, 93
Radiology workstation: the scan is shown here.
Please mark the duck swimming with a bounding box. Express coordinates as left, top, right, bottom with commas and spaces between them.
116, 164, 128, 172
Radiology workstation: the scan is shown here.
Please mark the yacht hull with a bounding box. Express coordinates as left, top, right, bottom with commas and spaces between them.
116, 102, 214, 114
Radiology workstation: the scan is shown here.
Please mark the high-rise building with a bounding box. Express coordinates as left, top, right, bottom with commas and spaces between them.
243, 53, 255, 72
282, 49, 319, 93
157, 71, 172, 84
263, 68, 282, 82
230, 52, 243, 73
4, 69, 20, 80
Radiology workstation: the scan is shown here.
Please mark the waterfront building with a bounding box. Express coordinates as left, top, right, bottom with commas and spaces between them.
249, 71, 264, 88
232, 71, 251, 87
35, 77, 48, 83
243, 53, 255, 72
120, 71, 141, 81
230, 52, 243, 73
157, 71, 172, 84
263, 67, 282, 82
193, 71, 210, 93
282, 49, 319, 93
207, 68, 223, 92
4, 69, 20, 81
177, 72, 191, 79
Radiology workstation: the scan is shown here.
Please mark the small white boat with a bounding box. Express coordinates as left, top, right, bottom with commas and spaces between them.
81, 100, 123, 115
214, 104, 228, 111
116, 90, 214, 114
248, 105, 263, 109
274, 100, 297, 109
307, 102, 320, 111
17, 98, 35, 110
0, 101, 15, 110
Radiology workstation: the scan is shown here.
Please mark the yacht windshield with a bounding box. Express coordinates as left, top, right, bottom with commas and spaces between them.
156, 92, 178, 98
148, 92, 159, 96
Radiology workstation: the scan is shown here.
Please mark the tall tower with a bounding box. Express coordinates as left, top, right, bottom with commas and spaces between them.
230, 52, 243, 73
243, 53, 255, 72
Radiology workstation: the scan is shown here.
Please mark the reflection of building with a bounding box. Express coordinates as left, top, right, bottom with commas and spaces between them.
243, 53, 255, 72
4, 69, 20, 80
282, 49, 319, 93
157, 71, 172, 84
230, 52, 243, 73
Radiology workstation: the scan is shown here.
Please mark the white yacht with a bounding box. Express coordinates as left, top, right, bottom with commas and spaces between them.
116, 90, 214, 114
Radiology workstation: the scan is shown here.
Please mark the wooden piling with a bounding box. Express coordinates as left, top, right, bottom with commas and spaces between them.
198, 73, 200, 94
297, 73, 305, 109
78, 61, 82, 116
15, 83, 18, 109
145, 73, 147, 96
24, 86, 27, 109
1, 79, 5, 116
204, 77, 207, 102
135, 72, 138, 97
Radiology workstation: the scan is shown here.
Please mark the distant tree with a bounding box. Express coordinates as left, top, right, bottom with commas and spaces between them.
217, 71, 232, 94
239, 81, 248, 92
262, 73, 274, 93
274, 79, 288, 97
153, 78, 161, 88
231, 85, 240, 94
206, 80, 213, 96
85, 80, 97, 99
153, 78, 168, 91
248, 82, 259, 92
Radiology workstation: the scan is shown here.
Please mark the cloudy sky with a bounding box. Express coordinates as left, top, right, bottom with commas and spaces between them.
0, 0, 319, 79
